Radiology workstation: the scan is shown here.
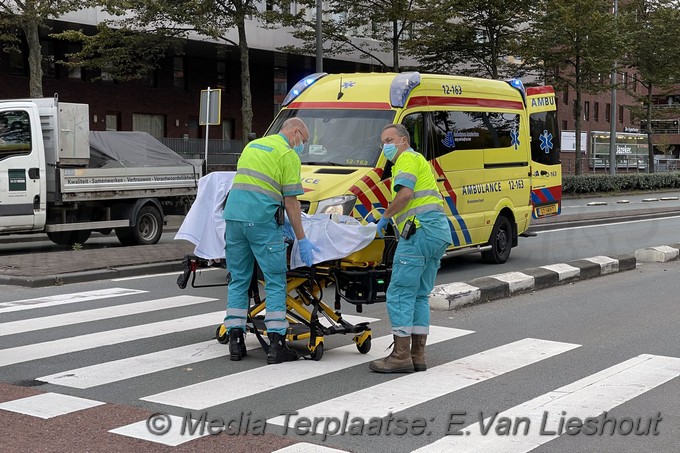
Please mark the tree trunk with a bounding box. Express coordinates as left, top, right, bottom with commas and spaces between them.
24, 18, 43, 97
574, 87, 583, 176
237, 19, 253, 141
647, 84, 655, 173
392, 20, 399, 72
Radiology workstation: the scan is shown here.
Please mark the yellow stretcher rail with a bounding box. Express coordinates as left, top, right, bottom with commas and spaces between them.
213, 235, 396, 361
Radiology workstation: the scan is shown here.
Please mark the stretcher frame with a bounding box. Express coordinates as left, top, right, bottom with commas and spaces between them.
195, 236, 396, 361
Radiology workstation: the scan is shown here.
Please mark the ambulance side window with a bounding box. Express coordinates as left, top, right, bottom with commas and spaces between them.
430, 110, 519, 158
401, 112, 425, 156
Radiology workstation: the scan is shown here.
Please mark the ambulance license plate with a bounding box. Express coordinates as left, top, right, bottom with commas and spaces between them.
536, 204, 558, 217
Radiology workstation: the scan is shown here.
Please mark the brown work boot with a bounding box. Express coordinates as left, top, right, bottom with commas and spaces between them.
369, 335, 414, 373
411, 334, 427, 371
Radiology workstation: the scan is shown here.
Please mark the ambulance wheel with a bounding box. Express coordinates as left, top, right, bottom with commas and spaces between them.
216, 325, 228, 344
310, 342, 324, 361
481, 215, 512, 264
356, 337, 371, 354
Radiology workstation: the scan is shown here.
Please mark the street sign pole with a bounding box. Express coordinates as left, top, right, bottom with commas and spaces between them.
204, 87, 211, 176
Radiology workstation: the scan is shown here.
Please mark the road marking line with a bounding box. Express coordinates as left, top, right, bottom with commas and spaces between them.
414, 354, 680, 452
141, 326, 474, 410
0, 288, 147, 313
0, 295, 217, 336
272, 443, 350, 452
267, 338, 580, 431
110, 414, 208, 446
0, 311, 224, 368
0, 392, 104, 419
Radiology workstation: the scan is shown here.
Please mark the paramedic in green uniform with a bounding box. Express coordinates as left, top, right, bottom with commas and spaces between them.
370, 123, 452, 373
224, 118, 319, 364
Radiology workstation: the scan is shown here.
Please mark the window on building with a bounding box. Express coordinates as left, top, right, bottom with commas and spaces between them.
624, 72, 629, 88
173, 56, 185, 89
100, 69, 115, 84
132, 113, 165, 139
66, 43, 83, 80
9, 52, 26, 76
41, 41, 56, 78
105, 113, 120, 131
563, 85, 569, 105
222, 119, 234, 140
562, 120, 568, 130
605, 103, 611, 123
633, 74, 638, 92
216, 61, 227, 91
142, 68, 157, 88
619, 105, 624, 124
584, 101, 590, 121
594, 102, 599, 122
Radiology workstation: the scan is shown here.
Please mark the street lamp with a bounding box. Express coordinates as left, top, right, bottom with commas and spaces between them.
608, 0, 618, 175
316, 0, 323, 72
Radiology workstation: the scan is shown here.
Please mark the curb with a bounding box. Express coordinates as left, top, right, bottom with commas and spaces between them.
428, 243, 680, 311
0, 261, 185, 288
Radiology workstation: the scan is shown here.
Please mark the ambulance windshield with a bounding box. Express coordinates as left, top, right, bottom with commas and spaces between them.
269, 109, 395, 167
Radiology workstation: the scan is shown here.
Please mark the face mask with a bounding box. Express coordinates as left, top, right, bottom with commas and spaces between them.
293, 131, 305, 155
382, 143, 398, 161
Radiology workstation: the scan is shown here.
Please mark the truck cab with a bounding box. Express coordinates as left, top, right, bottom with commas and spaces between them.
0, 102, 46, 233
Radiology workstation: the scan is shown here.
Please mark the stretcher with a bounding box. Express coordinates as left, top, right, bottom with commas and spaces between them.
203, 235, 395, 361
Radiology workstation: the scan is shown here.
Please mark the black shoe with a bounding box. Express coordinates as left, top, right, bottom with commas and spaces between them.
267, 333, 298, 364
229, 328, 247, 361
176, 255, 192, 289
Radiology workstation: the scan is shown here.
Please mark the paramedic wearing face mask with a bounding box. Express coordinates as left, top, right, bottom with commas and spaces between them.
370, 123, 452, 373
223, 117, 319, 364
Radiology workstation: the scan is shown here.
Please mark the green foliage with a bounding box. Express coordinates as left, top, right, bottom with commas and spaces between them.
407, 0, 533, 79
563, 173, 680, 195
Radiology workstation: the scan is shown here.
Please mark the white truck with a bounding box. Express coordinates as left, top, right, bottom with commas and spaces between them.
0, 96, 200, 246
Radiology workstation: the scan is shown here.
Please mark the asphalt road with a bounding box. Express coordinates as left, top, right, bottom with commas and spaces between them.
1, 257, 678, 452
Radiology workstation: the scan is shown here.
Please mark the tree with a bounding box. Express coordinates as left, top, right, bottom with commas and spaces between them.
620, 0, 680, 172
406, 0, 533, 79
0, 0, 93, 97
58, 0, 280, 140
520, 0, 622, 175
276, 0, 419, 71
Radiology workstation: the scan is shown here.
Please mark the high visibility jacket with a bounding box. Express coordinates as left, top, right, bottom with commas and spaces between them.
391, 149, 445, 233
224, 133, 303, 223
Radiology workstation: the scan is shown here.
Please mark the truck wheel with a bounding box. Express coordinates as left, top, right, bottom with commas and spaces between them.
481, 215, 512, 264
116, 205, 163, 246
47, 230, 92, 246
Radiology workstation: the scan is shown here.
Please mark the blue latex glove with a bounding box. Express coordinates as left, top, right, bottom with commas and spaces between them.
298, 238, 320, 267
375, 216, 390, 238
281, 217, 295, 241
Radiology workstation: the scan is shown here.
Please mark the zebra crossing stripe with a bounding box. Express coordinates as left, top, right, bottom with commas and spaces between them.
0, 311, 224, 368
38, 315, 378, 388
414, 354, 680, 452
0, 288, 147, 314
110, 414, 208, 446
267, 338, 580, 432
272, 443, 350, 452
0, 295, 217, 337
141, 326, 474, 410
0, 392, 104, 419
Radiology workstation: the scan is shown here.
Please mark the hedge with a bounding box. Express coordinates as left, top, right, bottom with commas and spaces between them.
562, 172, 680, 195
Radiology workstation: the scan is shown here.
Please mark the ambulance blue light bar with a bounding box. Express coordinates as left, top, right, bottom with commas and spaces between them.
506, 78, 527, 106
390, 72, 421, 108
282, 73, 327, 106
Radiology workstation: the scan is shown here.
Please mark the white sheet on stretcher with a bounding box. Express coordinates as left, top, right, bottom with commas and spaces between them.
174, 171, 235, 259
174, 171, 378, 268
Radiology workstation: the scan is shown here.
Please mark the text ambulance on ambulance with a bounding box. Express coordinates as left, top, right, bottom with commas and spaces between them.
267, 72, 561, 264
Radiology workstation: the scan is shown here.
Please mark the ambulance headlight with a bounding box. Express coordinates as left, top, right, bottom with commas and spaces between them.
317, 195, 357, 216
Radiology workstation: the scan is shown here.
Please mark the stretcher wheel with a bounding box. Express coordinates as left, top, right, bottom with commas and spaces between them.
216, 325, 228, 344
310, 342, 324, 361
356, 337, 371, 354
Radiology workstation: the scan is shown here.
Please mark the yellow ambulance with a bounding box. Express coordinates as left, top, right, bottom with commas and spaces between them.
267, 72, 561, 264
